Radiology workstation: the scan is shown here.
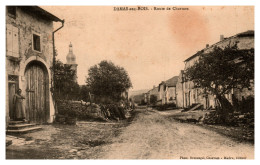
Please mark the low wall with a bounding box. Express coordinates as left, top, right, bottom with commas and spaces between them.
56, 100, 104, 119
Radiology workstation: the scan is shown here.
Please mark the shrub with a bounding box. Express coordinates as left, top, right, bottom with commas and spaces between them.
240, 96, 254, 113
67, 109, 77, 118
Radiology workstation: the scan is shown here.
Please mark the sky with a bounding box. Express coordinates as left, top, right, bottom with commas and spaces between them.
41, 6, 254, 91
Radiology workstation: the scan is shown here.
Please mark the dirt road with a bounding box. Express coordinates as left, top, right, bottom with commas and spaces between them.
6, 108, 254, 159
101, 109, 254, 159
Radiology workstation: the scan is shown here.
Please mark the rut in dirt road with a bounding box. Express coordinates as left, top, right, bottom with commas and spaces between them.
102, 109, 254, 159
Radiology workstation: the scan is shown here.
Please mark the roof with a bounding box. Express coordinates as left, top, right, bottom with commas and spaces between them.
19, 6, 63, 22
236, 30, 254, 37
159, 76, 178, 88
165, 76, 178, 87
148, 86, 158, 92
184, 30, 255, 62
184, 50, 203, 63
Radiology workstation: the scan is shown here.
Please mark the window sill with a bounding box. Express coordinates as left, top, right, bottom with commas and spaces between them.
32, 49, 42, 53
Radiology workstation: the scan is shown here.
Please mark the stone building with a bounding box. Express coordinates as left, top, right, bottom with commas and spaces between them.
179, 30, 254, 109
6, 6, 64, 124
158, 76, 178, 105
146, 86, 159, 105
176, 70, 184, 108
65, 42, 78, 82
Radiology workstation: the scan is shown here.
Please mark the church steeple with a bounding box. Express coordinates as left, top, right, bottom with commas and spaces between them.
66, 42, 76, 64
65, 42, 78, 82
69, 42, 73, 53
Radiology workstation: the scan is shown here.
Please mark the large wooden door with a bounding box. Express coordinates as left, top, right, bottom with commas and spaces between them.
25, 62, 49, 124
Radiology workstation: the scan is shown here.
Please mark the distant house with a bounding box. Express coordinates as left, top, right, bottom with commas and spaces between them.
158, 76, 178, 105
146, 86, 159, 105
6, 6, 64, 124
129, 89, 150, 105
131, 93, 145, 105
180, 30, 254, 109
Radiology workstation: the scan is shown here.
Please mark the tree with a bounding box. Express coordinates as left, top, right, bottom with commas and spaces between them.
185, 45, 254, 117
86, 60, 132, 103
79, 85, 91, 102
52, 60, 80, 100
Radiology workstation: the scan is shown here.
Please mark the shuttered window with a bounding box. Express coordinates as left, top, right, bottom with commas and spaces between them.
6, 24, 19, 58
33, 33, 41, 52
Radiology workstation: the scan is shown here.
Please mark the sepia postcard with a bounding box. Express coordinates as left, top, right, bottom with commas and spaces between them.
4, 5, 255, 160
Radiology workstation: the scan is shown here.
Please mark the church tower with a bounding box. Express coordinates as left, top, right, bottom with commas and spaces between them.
65, 42, 78, 82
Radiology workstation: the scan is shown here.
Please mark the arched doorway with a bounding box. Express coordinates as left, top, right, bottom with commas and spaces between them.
25, 61, 49, 124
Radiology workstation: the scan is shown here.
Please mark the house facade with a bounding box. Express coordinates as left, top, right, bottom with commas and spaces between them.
158, 76, 178, 105
183, 55, 216, 109
176, 70, 184, 108
180, 31, 254, 109
6, 6, 63, 125
146, 86, 159, 105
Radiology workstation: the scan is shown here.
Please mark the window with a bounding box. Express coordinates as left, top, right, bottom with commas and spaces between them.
8, 75, 19, 83
7, 6, 16, 18
33, 33, 41, 52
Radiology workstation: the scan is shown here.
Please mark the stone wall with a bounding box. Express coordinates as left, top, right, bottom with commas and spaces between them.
56, 100, 104, 120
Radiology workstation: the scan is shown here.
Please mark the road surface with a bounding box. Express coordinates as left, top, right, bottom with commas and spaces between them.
6, 108, 254, 159
101, 108, 254, 159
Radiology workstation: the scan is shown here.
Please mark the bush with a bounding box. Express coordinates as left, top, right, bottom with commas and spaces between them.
240, 96, 254, 113
154, 103, 177, 111
57, 100, 69, 116
232, 95, 254, 113
203, 110, 254, 127
67, 109, 77, 118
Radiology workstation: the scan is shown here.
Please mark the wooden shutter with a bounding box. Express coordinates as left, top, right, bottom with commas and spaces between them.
6, 24, 19, 57
6, 24, 13, 56
12, 26, 19, 57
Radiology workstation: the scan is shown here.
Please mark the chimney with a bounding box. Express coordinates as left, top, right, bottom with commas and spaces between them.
220, 35, 224, 41
206, 44, 209, 48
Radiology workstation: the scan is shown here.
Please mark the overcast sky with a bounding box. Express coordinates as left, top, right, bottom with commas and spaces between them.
42, 6, 254, 91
